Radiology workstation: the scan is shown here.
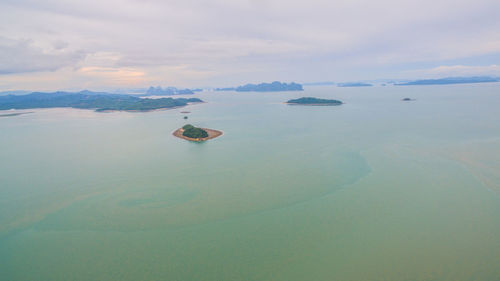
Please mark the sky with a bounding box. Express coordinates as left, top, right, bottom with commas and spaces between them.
0, 0, 499, 91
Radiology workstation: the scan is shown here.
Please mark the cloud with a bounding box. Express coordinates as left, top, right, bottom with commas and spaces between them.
79, 66, 145, 82
0, 0, 499, 89
0, 37, 86, 74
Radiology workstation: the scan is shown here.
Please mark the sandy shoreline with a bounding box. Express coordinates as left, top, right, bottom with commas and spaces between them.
172, 127, 223, 142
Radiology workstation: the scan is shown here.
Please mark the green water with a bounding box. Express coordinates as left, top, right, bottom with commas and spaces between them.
1, 84, 499, 280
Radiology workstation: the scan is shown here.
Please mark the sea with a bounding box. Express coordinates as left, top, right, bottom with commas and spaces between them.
1, 84, 499, 280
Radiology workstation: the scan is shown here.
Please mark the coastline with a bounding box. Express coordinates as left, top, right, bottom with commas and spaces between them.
172, 127, 223, 142
0, 111, 34, 117
97, 102, 205, 113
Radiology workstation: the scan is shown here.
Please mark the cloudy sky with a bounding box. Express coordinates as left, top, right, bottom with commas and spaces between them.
0, 0, 499, 91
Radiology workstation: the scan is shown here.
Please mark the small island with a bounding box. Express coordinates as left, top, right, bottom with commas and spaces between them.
401, 98, 415, 101
173, 124, 223, 142
286, 97, 343, 106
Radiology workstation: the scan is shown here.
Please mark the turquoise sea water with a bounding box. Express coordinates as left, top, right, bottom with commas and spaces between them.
0, 84, 499, 280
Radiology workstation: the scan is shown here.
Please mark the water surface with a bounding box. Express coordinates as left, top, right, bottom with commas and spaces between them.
1, 84, 499, 280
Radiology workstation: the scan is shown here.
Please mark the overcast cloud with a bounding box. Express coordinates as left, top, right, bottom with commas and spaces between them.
0, 0, 499, 90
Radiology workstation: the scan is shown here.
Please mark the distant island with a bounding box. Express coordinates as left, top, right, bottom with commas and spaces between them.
215, 81, 303, 92
173, 124, 223, 142
286, 97, 343, 106
337, 82, 373, 87
145, 86, 194, 95
0, 91, 203, 112
395, 76, 499, 86
401, 98, 415, 101
214, 87, 236, 91
236, 81, 303, 92
302, 82, 336, 86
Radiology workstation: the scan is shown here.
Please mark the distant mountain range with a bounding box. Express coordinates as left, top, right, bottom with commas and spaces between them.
0, 90, 202, 112
214, 87, 236, 91
215, 81, 303, 92
302, 82, 336, 86
145, 86, 194, 95
0, 90, 31, 96
337, 82, 373, 87
3, 76, 497, 101
395, 76, 500, 86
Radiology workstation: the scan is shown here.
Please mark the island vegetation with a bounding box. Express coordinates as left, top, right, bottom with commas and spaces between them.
236, 81, 303, 92
0, 91, 203, 112
286, 97, 343, 106
173, 124, 223, 142
182, 124, 209, 138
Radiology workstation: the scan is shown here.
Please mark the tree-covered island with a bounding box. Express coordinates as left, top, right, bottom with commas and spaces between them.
286, 97, 343, 106
173, 124, 223, 142
0, 91, 203, 112
182, 124, 209, 139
